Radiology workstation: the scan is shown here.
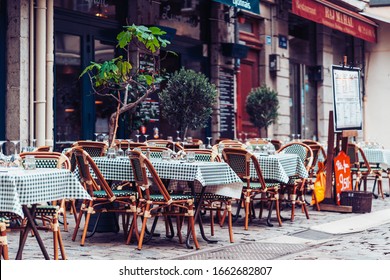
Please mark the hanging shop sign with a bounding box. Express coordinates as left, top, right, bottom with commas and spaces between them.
292, 0, 377, 43
213, 0, 260, 14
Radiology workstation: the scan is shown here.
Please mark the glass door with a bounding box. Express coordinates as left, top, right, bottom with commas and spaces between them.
55, 33, 82, 143
54, 7, 120, 148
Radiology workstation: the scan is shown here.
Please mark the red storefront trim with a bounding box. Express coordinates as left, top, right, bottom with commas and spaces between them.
292, 0, 377, 43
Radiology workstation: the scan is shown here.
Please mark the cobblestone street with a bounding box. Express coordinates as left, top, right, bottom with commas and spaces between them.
4, 181, 390, 260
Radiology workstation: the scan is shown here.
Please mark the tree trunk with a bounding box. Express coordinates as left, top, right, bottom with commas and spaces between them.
107, 87, 157, 145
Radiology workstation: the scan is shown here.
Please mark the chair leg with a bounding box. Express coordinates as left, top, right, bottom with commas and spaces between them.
80, 203, 94, 246
275, 196, 282, 226
137, 203, 151, 250
378, 175, 384, 199
0, 222, 9, 260
72, 200, 87, 242
51, 216, 59, 260
227, 202, 233, 243
187, 203, 200, 250
210, 209, 215, 236
290, 189, 297, 222
244, 194, 250, 230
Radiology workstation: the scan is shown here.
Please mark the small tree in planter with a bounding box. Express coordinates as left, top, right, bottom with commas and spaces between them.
159, 68, 217, 139
80, 24, 170, 145
245, 85, 279, 137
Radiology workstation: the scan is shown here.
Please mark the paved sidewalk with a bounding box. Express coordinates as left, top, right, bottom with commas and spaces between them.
5, 180, 390, 260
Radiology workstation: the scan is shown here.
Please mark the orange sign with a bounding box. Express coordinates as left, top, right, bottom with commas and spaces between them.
334, 151, 352, 205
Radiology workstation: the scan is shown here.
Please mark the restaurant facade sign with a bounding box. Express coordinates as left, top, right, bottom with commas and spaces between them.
292, 0, 377, 43
213, 0, 260, 14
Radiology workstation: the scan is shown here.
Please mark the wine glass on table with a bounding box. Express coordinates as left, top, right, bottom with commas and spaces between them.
125, 140, 132, 156
176, 130, 181, 143
206, 137, 212, 149
11, 140, 20, 163
94, 132, 100, 141
116, 139, 124, 156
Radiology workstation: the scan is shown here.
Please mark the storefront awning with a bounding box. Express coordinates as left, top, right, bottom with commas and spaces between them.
213, 0, 260, 14
292, 0, 377, 43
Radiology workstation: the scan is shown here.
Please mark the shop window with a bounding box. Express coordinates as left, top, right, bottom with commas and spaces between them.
54, 0, 122, 20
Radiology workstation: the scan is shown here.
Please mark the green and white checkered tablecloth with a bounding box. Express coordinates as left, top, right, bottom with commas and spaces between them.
361, 148, 390, 168
251, 153, 309, 183
92, 157, 244, 198
0, 168, 91, 218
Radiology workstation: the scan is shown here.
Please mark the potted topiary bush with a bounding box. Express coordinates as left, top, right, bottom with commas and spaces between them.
245, 85, 279, 137
159, 68, 217, 140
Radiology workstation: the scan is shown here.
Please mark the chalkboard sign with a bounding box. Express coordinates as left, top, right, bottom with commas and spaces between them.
139, 53, 160, 134
219, 67, 235, 139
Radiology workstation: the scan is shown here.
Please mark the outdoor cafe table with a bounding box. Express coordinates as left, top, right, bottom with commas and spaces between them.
0, 167, 91, 259
251, 153, 309, 183
92, 157, 244, 199
91, 157, 244, 248
361, 148, 390, 169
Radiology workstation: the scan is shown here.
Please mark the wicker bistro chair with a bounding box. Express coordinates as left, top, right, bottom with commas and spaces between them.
33, 145, 51, 152
72, 140, 108, 157
146, 139, 184, 151
301, 141, 327, 210
183, 138, 203, 149
222, 147, 282, 230
347, 143, 384, 199
16, 151, 72, 259
181, 148, 233, 243
126, 150, 199, 250
137, 146, 172, 159
270, 139, 283, 151
71, 147, 138, 246
277, 142, 313, 221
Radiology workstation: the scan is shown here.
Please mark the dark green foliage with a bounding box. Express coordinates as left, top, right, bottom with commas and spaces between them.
159, 68, 217, 138
245, 85, 279, 133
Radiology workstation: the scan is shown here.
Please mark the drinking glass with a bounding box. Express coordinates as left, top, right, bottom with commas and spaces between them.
94, 132, 100, 141
207, 137, 212, 149
176, 131, 181, 142
125, 140, 132, 156
162, 150, 170, 161
116, 139, 124, 156
186, 151, 195, 163
254, 138, 260, 151
144, 134, 149, 142
135, 134, 141, 143
11, 140, 19, 155
24, 155, 36, 170
106, 148, 116, 159
218, 143, 225, 154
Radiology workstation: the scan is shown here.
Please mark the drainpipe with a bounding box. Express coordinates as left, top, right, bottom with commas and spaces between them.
46, 0, 54, 147
35, 0, 46, 147
29, 0, 34, 146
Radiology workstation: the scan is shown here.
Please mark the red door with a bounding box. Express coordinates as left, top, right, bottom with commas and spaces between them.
236, 49, 260, 139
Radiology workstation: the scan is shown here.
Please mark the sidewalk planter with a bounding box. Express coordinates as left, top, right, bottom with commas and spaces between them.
340, 191, 372, 213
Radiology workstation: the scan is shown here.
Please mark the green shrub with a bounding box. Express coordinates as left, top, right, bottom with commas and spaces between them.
159, 68, 217, 139
245, 85, 279, 136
